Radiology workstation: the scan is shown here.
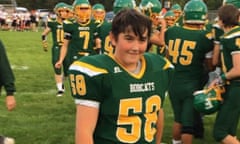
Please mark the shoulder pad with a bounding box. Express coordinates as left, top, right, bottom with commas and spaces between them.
63, 20, 73, 24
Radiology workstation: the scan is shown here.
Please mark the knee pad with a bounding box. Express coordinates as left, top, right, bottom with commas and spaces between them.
182, 126, 194, 135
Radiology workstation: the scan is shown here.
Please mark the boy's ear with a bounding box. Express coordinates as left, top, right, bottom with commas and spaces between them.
109, 31, 116, 47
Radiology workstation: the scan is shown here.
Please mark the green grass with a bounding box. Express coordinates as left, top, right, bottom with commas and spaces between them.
0, 31, 75, 144
0, 31, 239, 144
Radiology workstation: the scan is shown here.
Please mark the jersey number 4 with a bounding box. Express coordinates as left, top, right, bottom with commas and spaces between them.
168, 39, 196, 65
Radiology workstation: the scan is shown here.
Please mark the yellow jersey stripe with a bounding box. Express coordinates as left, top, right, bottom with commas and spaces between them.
69, 61, 108, 77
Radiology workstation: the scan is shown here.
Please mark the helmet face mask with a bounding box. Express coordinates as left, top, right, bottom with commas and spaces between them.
193, 86, 225, 115
65, 5, 74, 19
57, 8, 69, 19
73, 0, 91, 23
170, 4, 182, 17
164, 10, 176, 26
139, 0, 162, 26
139, 0, 162, 17
183, 0, 208, 24
54, 2, 69, 19
92, 4, 106, 23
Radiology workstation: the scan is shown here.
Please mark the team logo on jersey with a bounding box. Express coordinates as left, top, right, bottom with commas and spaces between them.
78, 26, 90, 30
114, 66, 122, 73
130, 82, 155, 93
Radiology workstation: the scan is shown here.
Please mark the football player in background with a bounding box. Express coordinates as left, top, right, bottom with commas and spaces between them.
164, 0, 215, 143
212, 0, 240, 67
164, 10, 176, 28
92, 3, 106, 24
65, 4, 75, 21
0, 40, 16, 144
41, 2, 70, 97
55, 0, 101, 69
170, 3, 183, 26
68, 9, 174, 144
92, 3, 113, 54
139, 0, 167, 56
209, 4, 240, 144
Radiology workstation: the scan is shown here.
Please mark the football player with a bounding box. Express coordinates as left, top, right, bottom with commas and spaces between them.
41, 2, 70, 96
92, 3, 106, 24
139, 0, 167, 56
65, 4, 75, 21
164, 0, 215, 143
55, 0, 101, 69
209, 4, 240, 144
69, 9, 174, 144
92, 3, 112, 54
164, 10, 176, 28
96, 0, 137, 55
0, 40, 16, 143
213, 0, 240, 67
170, 3, 183, 26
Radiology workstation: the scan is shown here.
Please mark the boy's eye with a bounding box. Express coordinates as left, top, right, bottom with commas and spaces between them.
124, 35, 134, 40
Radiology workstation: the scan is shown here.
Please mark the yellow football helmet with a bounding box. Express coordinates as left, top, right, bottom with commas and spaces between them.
92, 3, 106, 23
73, 0, 92, 23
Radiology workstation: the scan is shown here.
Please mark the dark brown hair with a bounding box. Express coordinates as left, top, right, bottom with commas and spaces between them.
111, 9, 152, 40
218, 4, 240, 28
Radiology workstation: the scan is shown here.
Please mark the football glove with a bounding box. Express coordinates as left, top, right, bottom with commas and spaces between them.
42, 40, 48, 52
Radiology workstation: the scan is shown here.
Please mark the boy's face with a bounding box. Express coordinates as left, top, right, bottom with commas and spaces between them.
165, 17, 176, 27
57, 9, 69, 19
111, 28, 148, 69
93, 9, 105, 22
74, 6, 91, 23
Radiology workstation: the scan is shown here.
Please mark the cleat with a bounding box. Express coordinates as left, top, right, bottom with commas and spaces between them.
56, 91, 64, 97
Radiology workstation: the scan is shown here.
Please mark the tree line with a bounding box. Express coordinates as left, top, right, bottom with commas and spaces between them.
15, 0, 222, 11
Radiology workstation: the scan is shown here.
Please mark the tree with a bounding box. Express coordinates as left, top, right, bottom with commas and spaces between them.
15, 0, 222, 12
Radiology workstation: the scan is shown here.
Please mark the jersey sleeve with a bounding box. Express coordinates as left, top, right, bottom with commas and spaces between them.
0, 40, 16, 95
212, 24, 224, 44
230, 37, 240, 53
201, 30, 214, 53
68, 60, 108, 104
47, 20, 53, 29
63, 21, 73, 40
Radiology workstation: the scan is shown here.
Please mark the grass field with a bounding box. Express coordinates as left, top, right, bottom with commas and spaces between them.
0, 31, 239, 144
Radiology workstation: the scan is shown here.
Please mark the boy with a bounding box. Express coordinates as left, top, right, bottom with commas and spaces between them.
164, 0, 214, 143
68, 9, 174, 144
209, 4, 240, 144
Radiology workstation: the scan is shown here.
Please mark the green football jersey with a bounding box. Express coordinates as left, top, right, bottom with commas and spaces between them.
165, 25, 214, 80
63, 20, 98, 60
174, 15, 183, 27
0, 40, 16, 94
212, 23, 224, 44
220, 26, 240, 82
96, 20, 113, 55
47, 20, 64, 47
148, 26, 167, 56
68, 53, 174, 143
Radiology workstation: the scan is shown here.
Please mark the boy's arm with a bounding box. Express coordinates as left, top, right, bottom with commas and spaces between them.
155, 108, 164, 144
